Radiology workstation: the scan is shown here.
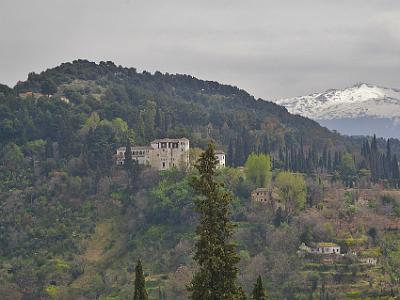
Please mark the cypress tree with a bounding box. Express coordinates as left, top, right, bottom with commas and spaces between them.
228, 139, 234, 167
262, 136, 270, 154
393, 155, 400, 182
252, 276, 268, 300
188, 142, 242, 300
158, 285, 164, 300
134, 259, 148, 300
370, 135, 379, 180
322, 145, 328, 171
386, 139, 392, 179
124, 138, 139, 192
124, 138, 133, 171
327, 151, 332, 173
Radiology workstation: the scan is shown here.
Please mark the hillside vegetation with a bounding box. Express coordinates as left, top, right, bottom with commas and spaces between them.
0, 60, 400, 299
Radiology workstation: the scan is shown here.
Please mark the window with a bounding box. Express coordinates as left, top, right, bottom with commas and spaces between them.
162, 162, 165, 168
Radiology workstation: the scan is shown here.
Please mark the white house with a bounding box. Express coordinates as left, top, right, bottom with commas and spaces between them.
311, 243, 341, 255
360, 257, 378, 265
215, 150, 226, 168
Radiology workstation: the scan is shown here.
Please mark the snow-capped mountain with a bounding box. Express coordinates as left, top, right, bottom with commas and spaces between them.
274, 83, 400, 138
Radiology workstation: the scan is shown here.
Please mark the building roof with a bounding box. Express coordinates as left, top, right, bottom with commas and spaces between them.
151, 137, 189, 143
131, 146, 153, 150
314, 242, 340, 248
252, 187, 269, 193
359, 247, 380, 258
215, 150, 225, 155
117, 146, 153, 152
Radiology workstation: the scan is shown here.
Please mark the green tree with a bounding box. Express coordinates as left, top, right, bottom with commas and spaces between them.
275, 172, 306, 222
2, 143, 25, 173
25, 139, 47, 159
252, 276, 268, 300
244, 153, 272, 188
188, 142, 242, 300
109, 117, 129, 144
41, 78, 57, 95
80, 112, 101, 136
338, 153, 357, 186
133, 260, 148, 300
86, 124, 116, 178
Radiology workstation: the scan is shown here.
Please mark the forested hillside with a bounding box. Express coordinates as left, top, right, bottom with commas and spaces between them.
8, 60, 349, 161
1, 60, 400, 299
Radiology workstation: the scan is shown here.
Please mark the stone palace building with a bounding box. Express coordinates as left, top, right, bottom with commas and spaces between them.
116, 138, 190, 171
116, 138, 226, 171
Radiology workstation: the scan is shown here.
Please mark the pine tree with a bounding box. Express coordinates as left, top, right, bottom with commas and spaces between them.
134, 259, 148, 300
188, 142, 242, 300
252, 276, 268, 300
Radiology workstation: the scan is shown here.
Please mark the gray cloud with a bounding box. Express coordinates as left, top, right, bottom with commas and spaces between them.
0, 0, 399, 99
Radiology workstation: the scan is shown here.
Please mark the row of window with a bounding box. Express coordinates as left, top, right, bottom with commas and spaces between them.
159, 142, 180, 149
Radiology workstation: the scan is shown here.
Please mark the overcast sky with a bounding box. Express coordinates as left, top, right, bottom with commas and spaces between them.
0, 0, 399, 99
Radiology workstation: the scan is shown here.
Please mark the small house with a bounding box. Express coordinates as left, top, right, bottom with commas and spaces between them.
215, 150, 226, 168
311, 242, 341, 255
358, 247, 380, 265
360, 257, 378, 265
251, 187, 272, 204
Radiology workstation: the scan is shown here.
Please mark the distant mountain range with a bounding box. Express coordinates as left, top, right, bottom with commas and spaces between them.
274, 83, 400, 139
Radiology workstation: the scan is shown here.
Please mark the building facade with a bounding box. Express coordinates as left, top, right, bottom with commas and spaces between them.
215, 151, 226, 168
311, 243, 341, 255
251, 187, 272, 203
360, 257, 378, 265
149, 138, 190, 171
116, 138, 190, 171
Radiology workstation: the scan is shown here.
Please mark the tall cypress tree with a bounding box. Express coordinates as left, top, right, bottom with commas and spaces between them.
252, 276, 268, 300
228, 139, 234, 167
134, 259, 148, 300
124, 138, 138, 192
386, 139, 392, 179
393, 155, 400, 183
124, 138, 133, 170
188, 142, 242, 300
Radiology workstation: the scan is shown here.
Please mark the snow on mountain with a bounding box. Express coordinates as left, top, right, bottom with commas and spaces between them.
275, 83, 400, 120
